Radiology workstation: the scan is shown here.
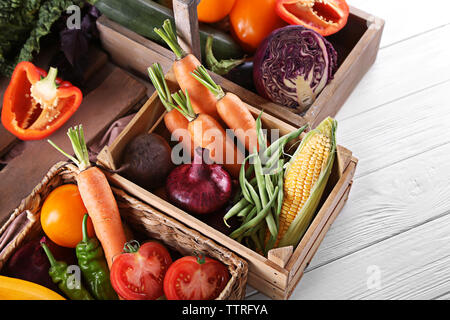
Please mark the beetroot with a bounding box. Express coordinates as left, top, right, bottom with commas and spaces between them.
166, 148, 232, 215
119, 133, 173, 191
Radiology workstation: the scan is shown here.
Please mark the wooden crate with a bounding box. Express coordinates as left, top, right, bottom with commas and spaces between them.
96, 71, 358, 300
96, 2, 384, 128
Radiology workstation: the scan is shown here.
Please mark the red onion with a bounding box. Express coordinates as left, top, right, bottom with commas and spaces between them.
166, 148, 232, 215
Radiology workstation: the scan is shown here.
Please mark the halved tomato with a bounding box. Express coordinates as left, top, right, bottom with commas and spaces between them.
110, 241, 172, 300
163, 254, 230, 300
276, 0, 350, 36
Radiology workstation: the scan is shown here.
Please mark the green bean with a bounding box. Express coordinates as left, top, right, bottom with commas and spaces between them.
229, 186, 279, 239
223, 198, 249, 227
245, 124, 307, 178
254, 148, 269, 207
239, 155, 254, 205
254, 149, 278, 243
245, 180, 262, 213
237, 203, 254, 218
265, 174, 275, 200
243, 206, 257, 224
255, 112, 267, 154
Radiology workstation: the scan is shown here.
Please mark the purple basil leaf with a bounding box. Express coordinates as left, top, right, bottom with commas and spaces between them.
60, 28, 89, 66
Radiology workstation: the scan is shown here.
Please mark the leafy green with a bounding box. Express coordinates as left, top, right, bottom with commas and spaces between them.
0, 0, 86, 77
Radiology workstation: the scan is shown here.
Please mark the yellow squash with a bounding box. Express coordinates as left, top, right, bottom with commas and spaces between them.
0, 275, 65, 300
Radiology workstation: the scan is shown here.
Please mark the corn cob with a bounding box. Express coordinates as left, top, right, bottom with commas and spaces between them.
276, 117, 337, 248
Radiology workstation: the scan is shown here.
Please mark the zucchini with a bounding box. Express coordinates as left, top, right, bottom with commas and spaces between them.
94, 0, 244, 61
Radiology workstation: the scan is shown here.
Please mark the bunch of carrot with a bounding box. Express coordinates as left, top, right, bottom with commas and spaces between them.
151, 19, 261, 178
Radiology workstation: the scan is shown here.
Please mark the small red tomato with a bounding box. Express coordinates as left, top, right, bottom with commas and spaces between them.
163, 254, 230, 300
110, 241, 172, 300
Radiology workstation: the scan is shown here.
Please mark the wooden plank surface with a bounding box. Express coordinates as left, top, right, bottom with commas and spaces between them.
0, 66, 147, 225
249, 0, 450, 300
348, 0, 450, 48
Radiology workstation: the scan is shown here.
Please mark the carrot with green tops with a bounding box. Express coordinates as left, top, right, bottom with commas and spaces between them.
48, 126, 127, 269
154, 19, 220, 122
148, 63, 195, 157
170, 90, 244, 178
191, 65, 260, 153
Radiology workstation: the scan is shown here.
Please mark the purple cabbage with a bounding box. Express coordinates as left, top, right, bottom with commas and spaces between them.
253, 25, 338, 112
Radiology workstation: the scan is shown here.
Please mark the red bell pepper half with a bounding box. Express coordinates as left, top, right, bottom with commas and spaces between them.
1, 61, 83, 141
275, 0, 349, 36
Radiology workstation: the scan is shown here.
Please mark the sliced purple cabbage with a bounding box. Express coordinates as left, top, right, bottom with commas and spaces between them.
253, 25, 338, 112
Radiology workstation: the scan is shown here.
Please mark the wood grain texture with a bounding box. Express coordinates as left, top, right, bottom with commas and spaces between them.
249, 2, 450, 299
173, 0, 202, 60
337, 81, 450, 179
348, 0, 450, 48
279, 212, 450, 300
336, 25, 450, 121
0, 67, 147, 225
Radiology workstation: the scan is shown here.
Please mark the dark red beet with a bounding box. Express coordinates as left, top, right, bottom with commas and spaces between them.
3, 236, 77, 292
166, 148, 232, 215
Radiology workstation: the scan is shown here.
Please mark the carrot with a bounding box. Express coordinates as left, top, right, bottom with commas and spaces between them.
148, 63, 194, 157
171, 90, 244, 178
154, 20, 220, 121
191, 65, 260, 153
48, 126, 126, 269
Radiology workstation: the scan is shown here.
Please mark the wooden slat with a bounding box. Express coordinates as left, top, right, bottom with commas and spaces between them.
336, 25, 450, 121
348, 0, 450, 48
337, 81, 450, 179
0, 67, 147, 224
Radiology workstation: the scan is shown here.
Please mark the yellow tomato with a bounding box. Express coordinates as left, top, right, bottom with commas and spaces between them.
197, 0, 236, 23
41, 184, 94, 248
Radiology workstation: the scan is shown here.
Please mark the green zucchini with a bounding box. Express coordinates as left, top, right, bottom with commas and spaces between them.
94, 0, 244, 61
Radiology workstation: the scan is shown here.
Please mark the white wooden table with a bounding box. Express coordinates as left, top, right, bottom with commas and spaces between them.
248, 0, 450, 300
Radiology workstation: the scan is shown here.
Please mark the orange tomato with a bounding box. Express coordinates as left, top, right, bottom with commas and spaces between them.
229, 0, 287, 53
41, 184, 95, 248
197, 0, 236, 23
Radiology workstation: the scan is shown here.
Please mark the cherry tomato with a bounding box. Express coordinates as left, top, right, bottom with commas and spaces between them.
229, 0, 287, 53
40, 184, 94, 248
275, 0, 349, 36
197, 0, 236, 23
163, 255, 229, 300
110, 241, 172, 300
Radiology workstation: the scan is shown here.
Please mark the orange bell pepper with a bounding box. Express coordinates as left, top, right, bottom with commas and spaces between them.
229, 0, 287, 53
1, 61, 83, 141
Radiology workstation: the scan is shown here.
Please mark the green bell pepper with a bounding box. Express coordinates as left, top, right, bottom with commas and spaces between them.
75, 214, 118, 300
41, 242, 94, 300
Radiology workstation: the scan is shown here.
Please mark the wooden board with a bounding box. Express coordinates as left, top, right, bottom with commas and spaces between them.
96, 4, 384, 129
0, 66, 147, 225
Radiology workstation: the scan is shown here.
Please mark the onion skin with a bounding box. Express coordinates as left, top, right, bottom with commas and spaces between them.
166, 149, 232, 215
253, 25, 338, 111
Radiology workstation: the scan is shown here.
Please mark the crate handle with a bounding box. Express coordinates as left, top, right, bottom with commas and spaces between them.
173, 0, 202, 61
